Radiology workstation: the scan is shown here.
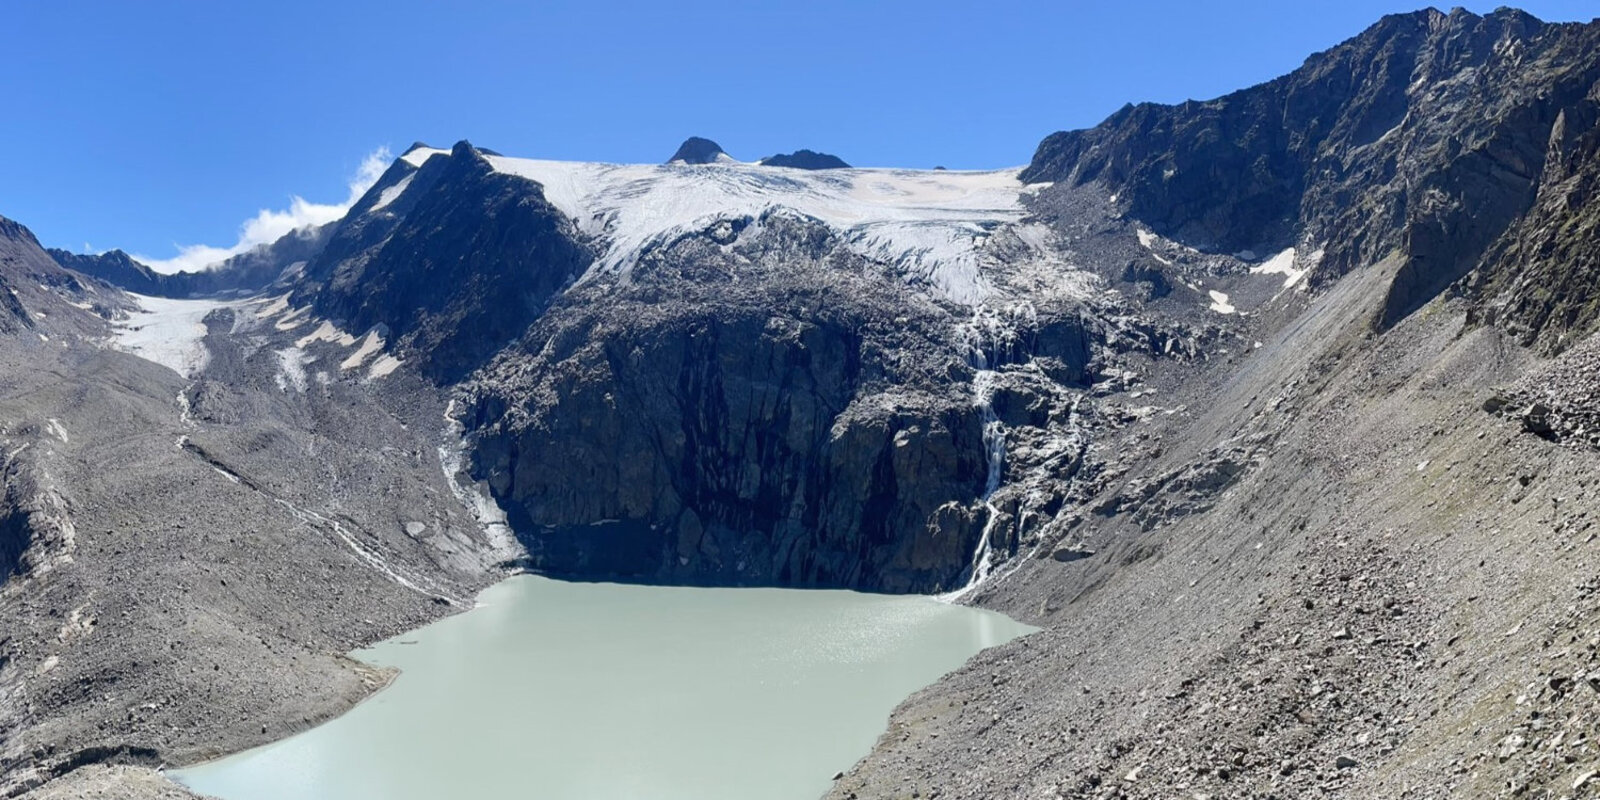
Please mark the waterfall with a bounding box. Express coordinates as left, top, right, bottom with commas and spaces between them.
940, 365, 1006, 603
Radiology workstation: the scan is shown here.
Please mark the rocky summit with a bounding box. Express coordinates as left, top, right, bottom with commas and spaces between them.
759, 149, 852, 169
5, 5, 1600, 799
666, 136, 731, 164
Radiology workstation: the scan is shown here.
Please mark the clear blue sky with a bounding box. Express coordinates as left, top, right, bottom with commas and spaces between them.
3, 1, 1594, 269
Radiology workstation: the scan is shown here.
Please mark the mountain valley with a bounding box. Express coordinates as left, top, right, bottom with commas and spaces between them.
4, 7, 1600, 798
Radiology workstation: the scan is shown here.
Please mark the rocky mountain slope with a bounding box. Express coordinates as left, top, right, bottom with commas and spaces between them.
1024, 7, 1600, 333
0, 215, 509, 795
5, 5, 1600, 799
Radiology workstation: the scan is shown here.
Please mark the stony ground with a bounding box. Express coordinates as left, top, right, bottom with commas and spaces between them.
827, 264, 1600, 799
0, 308, 508, 797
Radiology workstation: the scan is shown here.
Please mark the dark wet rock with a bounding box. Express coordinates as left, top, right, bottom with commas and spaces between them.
1050, 546, 1094, 563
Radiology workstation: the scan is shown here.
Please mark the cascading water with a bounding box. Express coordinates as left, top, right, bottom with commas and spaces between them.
940, 318, 1009, 603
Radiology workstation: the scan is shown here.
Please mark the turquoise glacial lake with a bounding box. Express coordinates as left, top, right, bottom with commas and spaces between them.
174, 574, 1034, 800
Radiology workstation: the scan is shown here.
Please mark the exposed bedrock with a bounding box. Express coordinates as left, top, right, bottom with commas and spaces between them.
464, 302, 1004, 592
453, 206, 1110, 592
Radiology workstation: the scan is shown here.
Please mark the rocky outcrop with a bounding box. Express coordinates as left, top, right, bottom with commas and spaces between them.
0, 449, 76, 580
759, 149, 851, 169
666, 136, 729, 164
45, 249, 166, 296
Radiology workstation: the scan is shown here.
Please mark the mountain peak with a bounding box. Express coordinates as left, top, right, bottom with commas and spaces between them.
0, 214, 41, 248
758, 149, 851, 170
667, 137, 728, 165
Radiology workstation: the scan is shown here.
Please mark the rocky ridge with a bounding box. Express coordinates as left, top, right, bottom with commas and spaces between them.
1023, 8, 1600, 334
760, 149, 852, 169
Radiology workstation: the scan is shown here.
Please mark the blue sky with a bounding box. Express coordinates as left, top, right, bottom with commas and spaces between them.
3, 1, 1595, 271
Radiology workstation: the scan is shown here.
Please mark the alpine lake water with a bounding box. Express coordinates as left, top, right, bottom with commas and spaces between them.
173, 574, 1036, 800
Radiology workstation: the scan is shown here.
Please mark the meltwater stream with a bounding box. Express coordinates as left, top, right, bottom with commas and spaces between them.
174, 575, 1035, 800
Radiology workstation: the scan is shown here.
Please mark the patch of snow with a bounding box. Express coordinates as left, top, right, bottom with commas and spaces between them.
1208, 290, 1236, 314
485, 155, 1039, 304
439, 399, 525, 563
339, 331, 384, 371
1136, 229, 1175, 265
295, 320, 357, 349
274, 305, 311, 331
274, 347, 310, 392
253, 293, 291, 319
1250, 247, 1307, 289
371, 174, 413, 212
112, 293, 235, 377
400, 147, 451, 168
367, 354, 402, 379
45, 418, 68, 443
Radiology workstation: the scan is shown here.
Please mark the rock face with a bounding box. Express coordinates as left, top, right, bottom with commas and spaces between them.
759, 149, 851, 169
1467, 99, 1600, 351
293, 141, 592, 383
0, 448, 76, 581
1022, 8, 1600, 333
666, 136, 729, 164
461, 211, 1004, 591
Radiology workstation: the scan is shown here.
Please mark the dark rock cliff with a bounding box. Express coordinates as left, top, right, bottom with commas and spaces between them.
1467, 87, 1600, 351
460, 211, 1009, 591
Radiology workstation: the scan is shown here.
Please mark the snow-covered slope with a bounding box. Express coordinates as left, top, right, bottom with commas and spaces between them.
400, 147, 452, 168
110, 294, 240, 376
482, 156, 1051, 304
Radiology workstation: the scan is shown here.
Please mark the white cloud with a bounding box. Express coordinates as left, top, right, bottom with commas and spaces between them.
134, 146, 392, 274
